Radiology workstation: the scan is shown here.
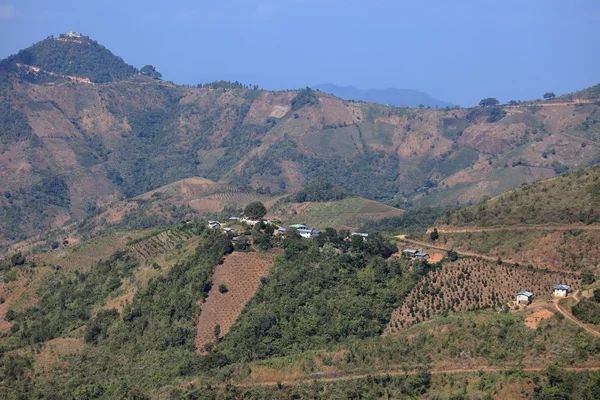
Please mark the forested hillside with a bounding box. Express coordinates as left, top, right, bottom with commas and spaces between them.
1, 34, 600, 244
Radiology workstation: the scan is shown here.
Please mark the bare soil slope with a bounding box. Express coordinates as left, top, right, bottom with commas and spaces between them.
195, 250, 280, 352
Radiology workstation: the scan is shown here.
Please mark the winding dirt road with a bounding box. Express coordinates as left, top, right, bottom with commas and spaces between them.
395, 234, 519, 264
554, 294, 600, 337
434, 224, 600, 234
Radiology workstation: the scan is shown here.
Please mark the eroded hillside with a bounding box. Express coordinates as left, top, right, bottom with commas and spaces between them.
1, 35, 600, 244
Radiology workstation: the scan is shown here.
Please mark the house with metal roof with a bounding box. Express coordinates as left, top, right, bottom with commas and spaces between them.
207, 221, 221, 229
298, 228, 320, 238
351, 232, 369, 238
289, 224, 308, 230
553, 285, 570, 297
516, 291, 533, 305
403, 249, 419, 257
415, 252, 430, 259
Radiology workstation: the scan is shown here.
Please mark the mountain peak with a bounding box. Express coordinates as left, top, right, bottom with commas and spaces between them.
0, 33, 138, 83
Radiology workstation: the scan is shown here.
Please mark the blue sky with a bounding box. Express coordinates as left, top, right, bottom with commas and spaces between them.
1, 0, 599, 106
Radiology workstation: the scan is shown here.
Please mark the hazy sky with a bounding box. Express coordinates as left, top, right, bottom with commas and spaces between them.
1, 0, 599, 106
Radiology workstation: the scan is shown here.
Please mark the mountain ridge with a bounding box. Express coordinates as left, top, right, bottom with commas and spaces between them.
313, 83, 453, 108
1, 34, 600, 245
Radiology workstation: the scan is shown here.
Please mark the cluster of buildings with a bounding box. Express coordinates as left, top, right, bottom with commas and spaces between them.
515, 284, 571, 305
402, 249, 430, 260
278, 224, 321, 239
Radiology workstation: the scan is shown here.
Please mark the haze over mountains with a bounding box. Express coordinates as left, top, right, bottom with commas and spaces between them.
313, 83, 453, 108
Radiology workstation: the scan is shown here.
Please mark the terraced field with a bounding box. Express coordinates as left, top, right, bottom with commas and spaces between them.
195, 250, 280, 353
128, 225, 197, 261
37, 233, 135, 272
385, 259, 581, 333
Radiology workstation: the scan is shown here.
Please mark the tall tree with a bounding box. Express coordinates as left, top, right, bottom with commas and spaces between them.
479, 98, 500, 107
244, 201, 267, 219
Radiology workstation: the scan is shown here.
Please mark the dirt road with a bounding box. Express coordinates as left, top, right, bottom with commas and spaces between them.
395, 234, 518, 264
233, 366, 600, 387
554, 294, 600, 337
433, 224, 600, 234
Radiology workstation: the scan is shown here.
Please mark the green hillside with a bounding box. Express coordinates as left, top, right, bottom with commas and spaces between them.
443, 165, 600, 227
1, 34, 137, 83
3, 224, 600, 398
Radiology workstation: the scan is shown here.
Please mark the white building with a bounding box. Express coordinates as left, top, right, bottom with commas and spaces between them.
553, 285, 570, 297
516, 291, 533, 305
298, 228, 320, 239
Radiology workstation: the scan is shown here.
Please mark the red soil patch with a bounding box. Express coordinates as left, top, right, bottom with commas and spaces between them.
525, 309, 554, 329
195, 250, 280, 353
428, 253, 444, 263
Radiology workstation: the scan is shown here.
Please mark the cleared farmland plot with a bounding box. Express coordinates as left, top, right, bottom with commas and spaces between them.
195, 250, 280, 352
128, 225, 196, 261
38, 233, 134, 272
385, 259, 581, 333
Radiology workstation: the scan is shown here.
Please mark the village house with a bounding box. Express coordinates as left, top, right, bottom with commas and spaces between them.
553, 284, 570, 297
298, 228, 321, 239
403, 249, 419, 257
207, 220, 221, 229
415, 252, 430, 260
351, 232, 369, 240
516, 291, 533, 305
241, 217, 259, 226
289, 224, 308, 230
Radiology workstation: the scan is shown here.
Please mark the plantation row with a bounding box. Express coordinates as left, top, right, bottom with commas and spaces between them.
195, 251, 279, 352
204, 191, 277, 206
39, 234, 131, 272
386, 259, 580, 332
128, 225, 196, 261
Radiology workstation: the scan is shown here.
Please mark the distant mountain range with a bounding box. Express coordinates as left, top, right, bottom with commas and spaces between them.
312, 83, 453, 108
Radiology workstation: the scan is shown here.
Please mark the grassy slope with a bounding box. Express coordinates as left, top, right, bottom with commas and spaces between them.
443, 166, 600, 228
427, 166, 600, 272
269, 196, 403, 230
